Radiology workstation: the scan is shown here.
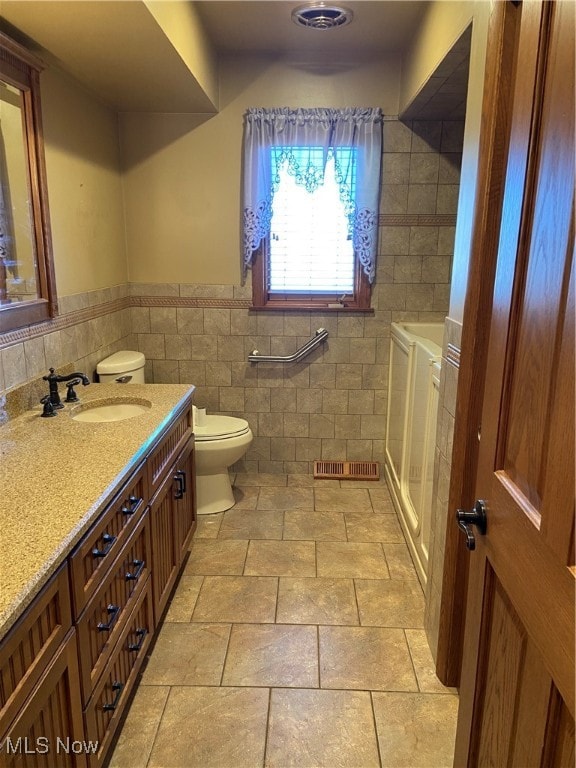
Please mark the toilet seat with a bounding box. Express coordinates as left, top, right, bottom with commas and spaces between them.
194, 415, 250, 441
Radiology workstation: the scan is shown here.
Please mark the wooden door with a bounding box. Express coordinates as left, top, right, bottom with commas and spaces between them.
454, 1, 575, 765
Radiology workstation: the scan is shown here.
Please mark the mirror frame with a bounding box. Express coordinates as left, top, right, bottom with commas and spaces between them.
0, 31, 57, 334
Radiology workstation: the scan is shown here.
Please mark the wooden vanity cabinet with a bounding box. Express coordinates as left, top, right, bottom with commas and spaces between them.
0, 399, 196, 768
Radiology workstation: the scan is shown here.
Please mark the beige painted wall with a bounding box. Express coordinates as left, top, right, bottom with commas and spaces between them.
41, 67, 127, 297
448, 1, 491, 323
144, 0, 218, 109
120, 54, 401, 286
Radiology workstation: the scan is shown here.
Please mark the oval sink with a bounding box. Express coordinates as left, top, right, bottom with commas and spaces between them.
71, 398, 152, 423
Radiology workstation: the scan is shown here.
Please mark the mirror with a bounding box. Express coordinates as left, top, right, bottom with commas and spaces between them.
0, 31, 56, 333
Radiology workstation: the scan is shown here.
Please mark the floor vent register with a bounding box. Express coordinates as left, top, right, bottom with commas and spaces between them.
313, 460, 380, 481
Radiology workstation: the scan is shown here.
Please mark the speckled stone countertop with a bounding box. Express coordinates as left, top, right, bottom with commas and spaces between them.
0, 382, 194, 642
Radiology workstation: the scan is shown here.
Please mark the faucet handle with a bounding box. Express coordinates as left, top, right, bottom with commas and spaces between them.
65, 378, 82, 403
40, 395, 57, 418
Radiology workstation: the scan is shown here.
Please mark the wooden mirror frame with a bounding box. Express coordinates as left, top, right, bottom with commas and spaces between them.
0, 32, 57, 334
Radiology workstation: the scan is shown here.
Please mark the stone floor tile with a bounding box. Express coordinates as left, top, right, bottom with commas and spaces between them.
369, 486, 398, 513
257, 486, 314, 511
265, 688, 380, 767
192, 575, 278, 623
218, 509, 284, 539
187, 539, 248, 575
283, 510, 347, 540
108, 685, 169, 768
319, 626, 418, 691
164, 566, 203, 622
277, 577, 359, 625
383, 541, 420, 580
231, 484, 260, 510
194, 512, 224, 539
148, 686, 269, 768
314, 487, 373, 514
316, 541, 389, 578
244, 540, 316, 576
234, 472, 288, 486
141, 623, 231, 685
222, 624, 318, 687
355, 579, 425, 627
405, 629, 458, 694
345, 513, 405, 542
288, 475, 340, 487
372, 691, 459, 767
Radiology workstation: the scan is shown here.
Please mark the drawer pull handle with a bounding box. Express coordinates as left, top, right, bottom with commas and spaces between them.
103, 681, 124, 712
125, 559, 145, 583
92, 533, 116, 558
128, 627, 148, 653
97, 604, 121, 633
122, 495, 143, 515
176, 469, 187, 493
174, 472, 185, 500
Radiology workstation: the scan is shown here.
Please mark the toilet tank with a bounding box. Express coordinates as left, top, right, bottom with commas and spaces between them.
97, 350, 146, 384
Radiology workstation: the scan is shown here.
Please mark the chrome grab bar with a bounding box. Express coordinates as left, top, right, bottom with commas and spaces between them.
248, 328, 329, 363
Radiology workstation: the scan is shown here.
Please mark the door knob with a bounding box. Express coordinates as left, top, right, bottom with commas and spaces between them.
456, 500, 487, 551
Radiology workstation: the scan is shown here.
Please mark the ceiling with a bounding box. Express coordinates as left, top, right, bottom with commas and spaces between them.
0, 1, 431, 111
194, 1, 429, 58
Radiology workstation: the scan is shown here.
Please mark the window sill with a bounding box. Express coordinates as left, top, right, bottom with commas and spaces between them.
249, 304, 374, 314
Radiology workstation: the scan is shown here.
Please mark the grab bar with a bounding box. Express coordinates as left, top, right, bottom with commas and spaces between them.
248, 328, 329, 363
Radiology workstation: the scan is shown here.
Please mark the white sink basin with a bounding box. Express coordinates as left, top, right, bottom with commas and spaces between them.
71, 398, 152, 423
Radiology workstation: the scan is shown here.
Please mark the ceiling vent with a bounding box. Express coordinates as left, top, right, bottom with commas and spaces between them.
291, 3, 353, 30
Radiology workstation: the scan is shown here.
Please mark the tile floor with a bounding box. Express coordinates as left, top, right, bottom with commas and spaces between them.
109, 474, 458, 768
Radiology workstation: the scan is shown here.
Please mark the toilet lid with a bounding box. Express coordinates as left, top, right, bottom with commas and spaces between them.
194, 415, 250, 441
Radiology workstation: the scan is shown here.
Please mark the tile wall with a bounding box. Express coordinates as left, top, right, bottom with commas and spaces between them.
0, 284, 134, 419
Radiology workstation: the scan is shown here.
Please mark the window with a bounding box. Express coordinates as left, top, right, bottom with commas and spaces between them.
242, 108, 382, 310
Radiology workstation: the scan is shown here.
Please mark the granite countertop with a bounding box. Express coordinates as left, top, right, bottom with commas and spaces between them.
0, 382, 195, 642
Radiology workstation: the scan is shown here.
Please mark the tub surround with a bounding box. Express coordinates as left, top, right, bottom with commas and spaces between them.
0, 382, 194, 641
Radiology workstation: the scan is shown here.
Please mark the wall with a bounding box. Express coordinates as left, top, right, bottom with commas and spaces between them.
120, 55, 463, 473
0, 65, 132, 408
421, 2, 492, 659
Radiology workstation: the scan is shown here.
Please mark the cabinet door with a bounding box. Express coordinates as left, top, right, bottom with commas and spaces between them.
0, 564, 72, 739
149, 468, 180, 623
0, 631, 86, 768
173, 438, 197, 566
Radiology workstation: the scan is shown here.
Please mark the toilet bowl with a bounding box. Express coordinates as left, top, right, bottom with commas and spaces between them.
193, 409, 253, 515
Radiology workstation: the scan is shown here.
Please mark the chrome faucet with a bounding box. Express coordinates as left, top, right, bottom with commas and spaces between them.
42, 368, 90, 410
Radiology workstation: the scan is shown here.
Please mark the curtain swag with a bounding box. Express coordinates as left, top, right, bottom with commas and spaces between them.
241, 107, 383, 284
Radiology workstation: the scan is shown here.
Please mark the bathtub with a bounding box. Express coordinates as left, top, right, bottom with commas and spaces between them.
385, 323, 444, 587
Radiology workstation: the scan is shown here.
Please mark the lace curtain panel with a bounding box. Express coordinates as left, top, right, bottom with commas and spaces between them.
242, 107, 383, 284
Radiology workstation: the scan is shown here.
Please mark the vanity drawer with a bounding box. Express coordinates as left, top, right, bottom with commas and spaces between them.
0, 562, 72, 739
76, 512, 151, 706
147, 406, 192, 500
70, 463, 147, 617
83, 581, 153, 768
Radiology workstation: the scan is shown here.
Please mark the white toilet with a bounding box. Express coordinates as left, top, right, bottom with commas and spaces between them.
193, 406, 253, 515
96, 350, 146, 384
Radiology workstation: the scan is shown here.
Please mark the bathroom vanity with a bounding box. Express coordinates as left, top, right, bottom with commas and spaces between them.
0, 384, 196, 767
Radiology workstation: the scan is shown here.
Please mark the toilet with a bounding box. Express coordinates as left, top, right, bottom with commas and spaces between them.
96, 350, 146, 384
193, 406, 253, 515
